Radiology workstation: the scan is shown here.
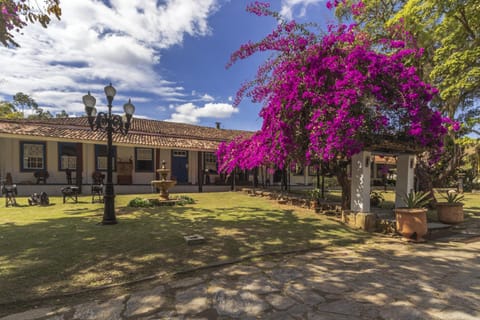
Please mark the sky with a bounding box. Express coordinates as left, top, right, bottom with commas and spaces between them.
0, 0, 335, 131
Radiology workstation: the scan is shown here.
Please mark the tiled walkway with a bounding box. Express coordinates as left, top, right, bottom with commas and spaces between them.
2, 234, 479, 320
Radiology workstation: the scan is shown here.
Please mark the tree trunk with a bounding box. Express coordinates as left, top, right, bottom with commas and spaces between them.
332, 161, 350, 210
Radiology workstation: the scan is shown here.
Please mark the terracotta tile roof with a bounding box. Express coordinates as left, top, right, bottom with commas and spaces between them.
0, 117, 252, 151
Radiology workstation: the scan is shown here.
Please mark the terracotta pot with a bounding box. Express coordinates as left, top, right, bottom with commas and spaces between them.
436, 203, 464, 224
395, 208, 428, 242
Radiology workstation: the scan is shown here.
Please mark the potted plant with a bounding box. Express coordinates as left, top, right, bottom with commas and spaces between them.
370, 191, 385, 207
395, 191, 430, 242
436, 192, 464, 224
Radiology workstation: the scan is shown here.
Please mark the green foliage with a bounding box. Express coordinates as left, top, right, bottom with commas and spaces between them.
336, 0, 480, 135
308, 188, 323, 201
128, 197, 151, 207
175, 195, 195, 205
55, 110, 69, 118
402, 191, 431, 208
128, 195, 195, 207
0, 101, 22, 119
441, 191, 465, 204
370, 191, 385, 207
12, 92, 38, 112
1, 0, 62, 47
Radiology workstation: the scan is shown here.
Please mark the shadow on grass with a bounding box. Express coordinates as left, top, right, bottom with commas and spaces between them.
0, 194, 370, 309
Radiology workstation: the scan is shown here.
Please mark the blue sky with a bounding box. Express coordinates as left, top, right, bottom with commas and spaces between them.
0, 0, 334, 131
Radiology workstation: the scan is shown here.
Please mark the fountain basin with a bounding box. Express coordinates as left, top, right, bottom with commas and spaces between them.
151, 180, 177, 200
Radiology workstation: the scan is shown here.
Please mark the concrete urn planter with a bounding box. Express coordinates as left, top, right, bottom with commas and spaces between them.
395, 208, 428, 242
436, 203, 464, 224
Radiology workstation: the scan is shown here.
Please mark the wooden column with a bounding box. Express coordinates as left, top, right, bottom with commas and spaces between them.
198, 151, 203, 193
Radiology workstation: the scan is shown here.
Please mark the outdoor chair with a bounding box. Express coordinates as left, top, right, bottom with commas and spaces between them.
91, 171, 105, 203
61, 186, 79, 203
2, 184, 17, 207
34, 170, 49, 184
65, 168, 77, 185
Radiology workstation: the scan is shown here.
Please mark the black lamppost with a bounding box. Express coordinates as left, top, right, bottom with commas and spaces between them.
82, 83, 135, 225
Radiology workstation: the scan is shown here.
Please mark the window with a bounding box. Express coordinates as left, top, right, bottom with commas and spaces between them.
94, 144, 116, 171
135, 148, 154, 172
58, 143, 77, 170
204, 152, 218, 174
204, 152, 217, 164
21, 141, 46, 171
173, 150, 188, 157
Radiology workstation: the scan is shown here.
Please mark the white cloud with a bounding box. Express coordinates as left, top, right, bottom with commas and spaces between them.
167, 102, 238, 124
280, 0, 324, 20
0, 0, 219, 115
200, 93, 215, 102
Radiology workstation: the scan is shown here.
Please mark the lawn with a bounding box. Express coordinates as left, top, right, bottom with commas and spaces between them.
0, 191, 370, 306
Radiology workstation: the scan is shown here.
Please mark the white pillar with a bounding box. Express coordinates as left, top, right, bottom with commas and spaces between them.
395, 154, 416, 208
350, 151, 372, 213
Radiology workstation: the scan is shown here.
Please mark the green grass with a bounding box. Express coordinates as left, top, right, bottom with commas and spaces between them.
0, 192, 369, 306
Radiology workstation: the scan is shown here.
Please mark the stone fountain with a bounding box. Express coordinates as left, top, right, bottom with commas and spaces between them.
151, 160, 177, 201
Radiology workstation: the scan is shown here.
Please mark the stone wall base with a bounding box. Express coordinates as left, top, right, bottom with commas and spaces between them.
342, 211, 376, 232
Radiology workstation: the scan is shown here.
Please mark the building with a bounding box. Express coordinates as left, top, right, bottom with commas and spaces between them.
0, 117, 254, 196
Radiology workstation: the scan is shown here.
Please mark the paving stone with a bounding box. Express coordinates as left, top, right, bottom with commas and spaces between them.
284, 282, 326, 306
43, 316, 65, 320
347, 288, 394, 304
299, 263, 329, 275
286, 304, 311, 318
213, 265, 261, 277
235, 275, 280, 294
0, 308, 54, 320
146, 310, 183, 320
265, 293, 296, 310
262, 311, 296, 320
428, 309, 480, 320
72, 296, 125, 320
169, 276, 205, 289
124, 286, 166, 317
307, 311, 358, 320
316, 300, 379, 319
175, 284, 210, 315
378, 301, 430, 320
267, 267, 305, 283
213, 289, 269, 317
301, 276, 352, 294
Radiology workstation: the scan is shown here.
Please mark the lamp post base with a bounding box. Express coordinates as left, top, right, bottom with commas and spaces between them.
101, 219, 118, 225
102, 187, 117, 225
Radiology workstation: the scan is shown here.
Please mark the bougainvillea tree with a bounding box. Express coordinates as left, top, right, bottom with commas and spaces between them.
0, 0, 61, 47
218, 1, 453, 208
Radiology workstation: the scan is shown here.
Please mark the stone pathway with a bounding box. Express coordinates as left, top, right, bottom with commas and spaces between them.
2, 236, 479, 320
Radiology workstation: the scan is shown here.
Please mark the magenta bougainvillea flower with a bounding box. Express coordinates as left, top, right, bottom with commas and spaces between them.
218, 1, 451, 174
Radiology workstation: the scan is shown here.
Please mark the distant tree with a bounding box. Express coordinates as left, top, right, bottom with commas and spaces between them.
28, 107, 53, 119
55, 109, 69, 118
0, 0, 61, 47
12, 92, 38, 116
0, 101, 22, 118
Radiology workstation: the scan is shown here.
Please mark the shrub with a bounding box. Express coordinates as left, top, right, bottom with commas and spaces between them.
370, 191, 385, 207
128, 197, 152, 207
176, 195, 195, 205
